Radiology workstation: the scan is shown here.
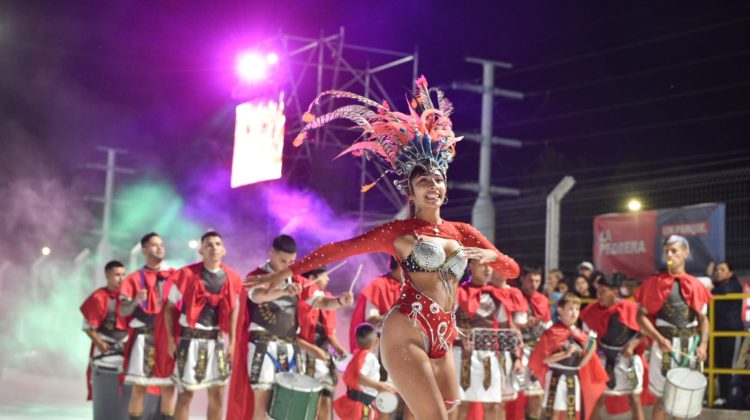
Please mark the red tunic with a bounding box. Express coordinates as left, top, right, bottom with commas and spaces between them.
119, 267, 176, 381
289, 219, 519, 281
524, 290, 551, 323
226, 267, 314, 420
528, 323, 608, 420
349, 273, 401, 351
169, 262, 242, 334
298, 287, 337, 344
634, 272, 711, 318
80, 287, 127, 400
333, 348, 376, 420
580, 300, 656, 413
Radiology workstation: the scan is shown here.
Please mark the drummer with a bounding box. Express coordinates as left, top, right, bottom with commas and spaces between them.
298, 266, 350, 420
227, 234, 353, 419
334, 323, 397, 420
581, 273, 646, 420
634, 235, 711, 420
450, 259, 524, 420
80, 260, 130, 419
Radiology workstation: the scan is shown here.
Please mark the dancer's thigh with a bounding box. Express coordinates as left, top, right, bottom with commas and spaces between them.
381, 311, 448, 420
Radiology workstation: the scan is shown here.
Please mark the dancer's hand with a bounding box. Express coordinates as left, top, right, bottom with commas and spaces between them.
135, 289, 148, 303
337, 292, 354, 307
95, 339, 110, 353
377, 382, 398, 394
168, 338, 177, 360
657, 337, 672, 354
621, 343, 635, 358
513, 359, 523, 374
462, 247, 497, 264
243, 270, 287, 287
313, 347, 330, 361
695, 343, 707, 362
225, 339, 233, 361
283, 282, 302, 296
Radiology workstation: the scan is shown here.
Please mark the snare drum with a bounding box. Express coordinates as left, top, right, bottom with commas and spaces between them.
662, 368, 706, 419
268, 372, 323, 420
375, 391, 398, 413
91, 364, 131, 420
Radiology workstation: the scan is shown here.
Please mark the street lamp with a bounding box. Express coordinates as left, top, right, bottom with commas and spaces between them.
627, 199, 642, 212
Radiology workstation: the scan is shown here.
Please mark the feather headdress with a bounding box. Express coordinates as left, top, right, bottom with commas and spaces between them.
293, 75, 462, 194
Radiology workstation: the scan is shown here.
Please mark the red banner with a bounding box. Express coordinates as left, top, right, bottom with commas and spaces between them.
593, 210, 657, 280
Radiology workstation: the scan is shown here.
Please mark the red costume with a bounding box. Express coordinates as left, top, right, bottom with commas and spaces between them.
349, 273, 401, 351
528, 323, 608, 420
523, 290, 551, 324
168, 262, 242, 334
226, 267, 314, 420
288, 219, 519, 359
298, 288, 337, 345
333, 348, 377, 420
119, 267, 176, 381
634, 272, 710, 318
80, 287, 128, 400
580, 299, 655, 414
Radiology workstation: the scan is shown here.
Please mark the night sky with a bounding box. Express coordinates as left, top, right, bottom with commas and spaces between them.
2, 0, 749, 265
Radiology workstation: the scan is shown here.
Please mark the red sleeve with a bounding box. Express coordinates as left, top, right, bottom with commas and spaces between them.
456, 223, 520, 279
119, 273, 139, 299
289, 221, 401, 275
80, 289, 107, 328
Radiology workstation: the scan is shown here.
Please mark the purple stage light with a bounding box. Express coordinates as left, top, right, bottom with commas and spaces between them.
236, 50, 279, 83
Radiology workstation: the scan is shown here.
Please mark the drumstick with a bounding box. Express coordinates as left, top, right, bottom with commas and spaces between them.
325, 260, 348, 275
302, 260, 349, 289
348, 264, 364, 294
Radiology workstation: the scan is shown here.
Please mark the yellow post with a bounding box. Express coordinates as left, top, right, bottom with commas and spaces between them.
708, 298, 716, 408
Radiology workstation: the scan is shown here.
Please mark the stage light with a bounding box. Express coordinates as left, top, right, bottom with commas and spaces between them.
627, 199, 642, 212
41, 246, 51, 256
188, 240, 199, 250
236, 51, 279, 83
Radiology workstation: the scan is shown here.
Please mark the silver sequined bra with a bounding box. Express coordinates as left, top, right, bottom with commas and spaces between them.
401, 239, 467, 278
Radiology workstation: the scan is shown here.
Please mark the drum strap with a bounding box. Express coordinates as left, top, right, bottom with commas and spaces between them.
267, 349, 298, 373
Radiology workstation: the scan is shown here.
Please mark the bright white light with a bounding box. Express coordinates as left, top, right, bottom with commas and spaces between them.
266, 53, 278, 65
41, 246, 51, 256
627, 199, 642, 212
188, 240, 199, 250
237, 52, 268, 82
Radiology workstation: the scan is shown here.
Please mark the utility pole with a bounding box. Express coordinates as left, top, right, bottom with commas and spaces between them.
85, 147, 133, 287
452, 57, 523, 242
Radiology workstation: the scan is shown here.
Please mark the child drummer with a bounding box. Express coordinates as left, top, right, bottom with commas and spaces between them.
334, 323, 397, 420
529, 294, 608, 419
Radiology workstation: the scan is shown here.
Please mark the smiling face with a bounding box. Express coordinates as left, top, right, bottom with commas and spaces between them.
408, 167, 447, 211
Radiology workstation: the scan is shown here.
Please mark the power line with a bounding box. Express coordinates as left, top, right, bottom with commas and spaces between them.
524, 48, 750, 98
497, 15, 750, 78
497, 80, 750, 129
526, 109, 750, 145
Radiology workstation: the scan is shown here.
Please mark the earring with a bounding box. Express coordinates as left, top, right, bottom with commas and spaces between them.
442, 195, 448, 205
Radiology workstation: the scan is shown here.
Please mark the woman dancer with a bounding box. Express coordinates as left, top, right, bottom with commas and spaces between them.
247, 77, 520, 419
